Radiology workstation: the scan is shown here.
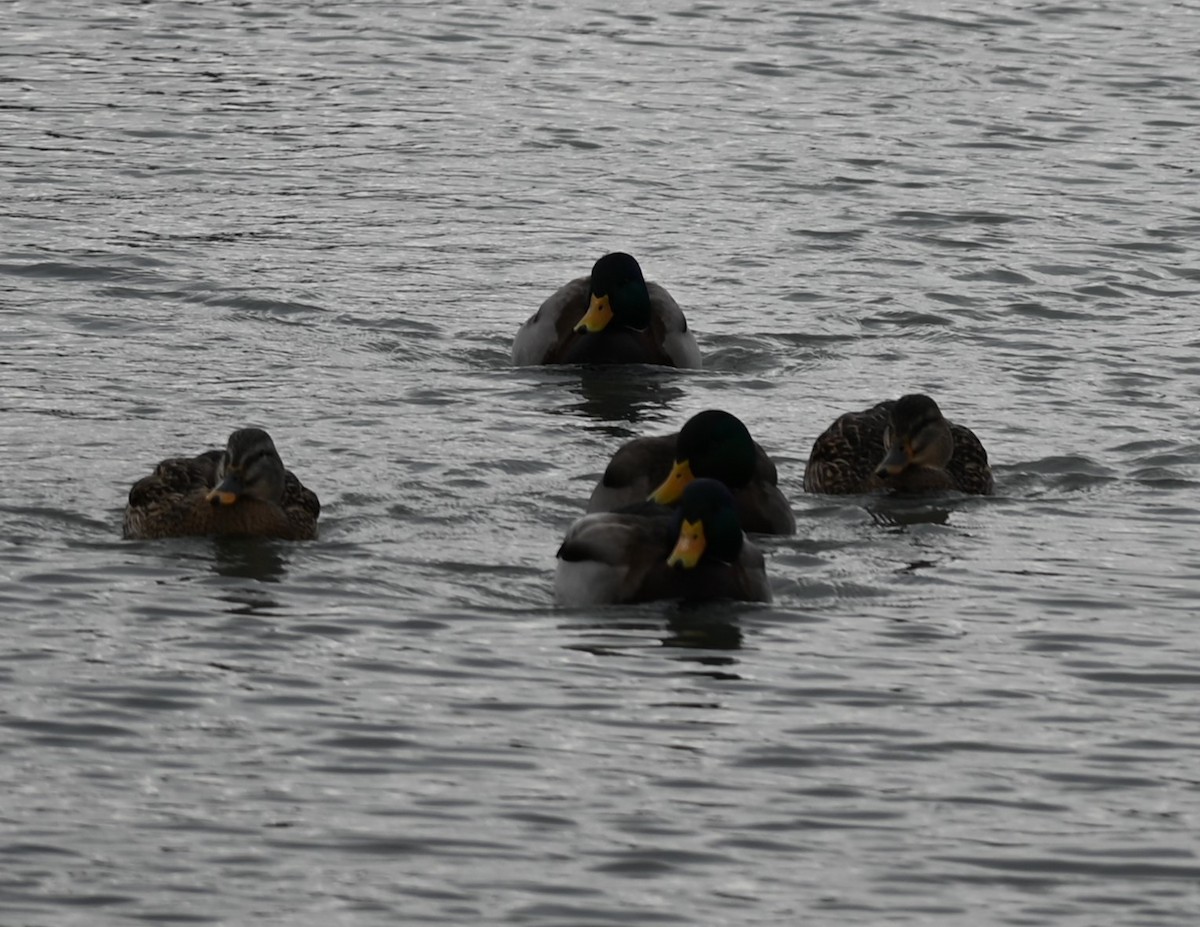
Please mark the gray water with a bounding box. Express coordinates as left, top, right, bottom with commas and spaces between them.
4, 1, 1200, 924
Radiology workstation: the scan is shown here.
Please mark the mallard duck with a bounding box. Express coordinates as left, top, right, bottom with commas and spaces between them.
587, 409, 796, 535
803, 394, 993, 495
511, 252, 701, 367
122, 428, 320, 540
555, 478, 771, 606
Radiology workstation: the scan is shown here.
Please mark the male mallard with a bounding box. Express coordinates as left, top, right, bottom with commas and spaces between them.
511, 252, 701, 367
587, 409, 795, 535
555, 479, 770, 606
122, 428, 320, 540
803, 394, 993, 495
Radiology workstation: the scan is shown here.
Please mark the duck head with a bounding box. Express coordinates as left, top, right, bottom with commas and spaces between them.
875, 394, 954, 482
666, 478, 745, 569
574, 252, 653, 335
206, 428, 287, 507
650, 410, 757, 505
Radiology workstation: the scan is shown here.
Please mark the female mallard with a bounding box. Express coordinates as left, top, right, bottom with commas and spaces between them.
587, 409, 795, 535
122, 427, 320, 540
803, 394, 993, 495
555, 479, 771, 606
511, 252, 701, 367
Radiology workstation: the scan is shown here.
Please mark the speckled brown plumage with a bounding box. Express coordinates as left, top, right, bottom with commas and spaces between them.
803, 399, 993, 495
122, 435, 320, 540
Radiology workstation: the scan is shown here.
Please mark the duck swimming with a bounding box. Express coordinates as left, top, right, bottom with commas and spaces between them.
122, 427, 320, 540
555, 478, 771, 606
511, 252, 701, 368
803, 394, 993, 495
587, 409, 795, 535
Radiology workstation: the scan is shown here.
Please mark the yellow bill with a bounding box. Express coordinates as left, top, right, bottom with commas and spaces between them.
667, 518, 706, 569
649, 459, 694, 505
574, 294, 614, 333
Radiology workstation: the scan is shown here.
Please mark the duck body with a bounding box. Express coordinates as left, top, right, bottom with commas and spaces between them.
803, 395, 993, 495
511, 253, 701, 368
587, 410, 795, 535
122, 428, 320, 540
555, 479, 771, 606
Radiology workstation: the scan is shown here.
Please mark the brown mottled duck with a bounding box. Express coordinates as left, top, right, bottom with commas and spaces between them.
122, 427, 320, 540
803, 394, 993, 495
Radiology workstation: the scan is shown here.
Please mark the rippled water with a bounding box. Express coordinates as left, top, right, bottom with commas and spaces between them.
4, 0, 1200, 923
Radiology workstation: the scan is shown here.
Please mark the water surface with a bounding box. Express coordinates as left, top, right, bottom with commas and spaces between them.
3, 1, 1200, 924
